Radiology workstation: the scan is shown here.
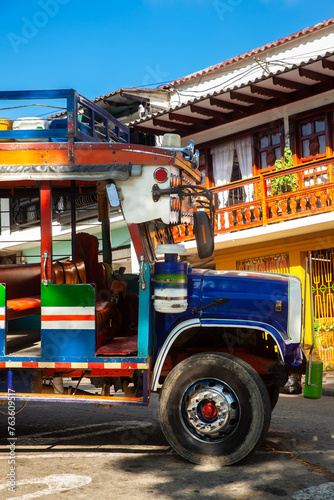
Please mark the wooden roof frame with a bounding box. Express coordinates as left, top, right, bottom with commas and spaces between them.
132, 52, 334, 138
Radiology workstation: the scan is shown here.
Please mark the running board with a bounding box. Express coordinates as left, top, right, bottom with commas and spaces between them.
0, 392, 149, 406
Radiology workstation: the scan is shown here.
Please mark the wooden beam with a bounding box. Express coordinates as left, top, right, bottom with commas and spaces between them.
272, 76, 309, 92
250, 84, 290, 101
153, 118, 191, 134
133, 124, 165, 135
299, 67, 334, 84
190, 104, 231, 122
230, 91, 267, 106
169, 112, 208, 126
210, 97, 247, 112
322, 59, 334, 71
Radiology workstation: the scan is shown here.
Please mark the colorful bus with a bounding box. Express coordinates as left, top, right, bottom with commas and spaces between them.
0, 90, 303, 465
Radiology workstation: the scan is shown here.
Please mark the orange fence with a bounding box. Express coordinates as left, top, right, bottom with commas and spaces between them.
210, 157, 334, 234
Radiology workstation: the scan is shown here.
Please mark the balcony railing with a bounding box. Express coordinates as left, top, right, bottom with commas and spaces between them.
173, 156, 334, 243
212, 156, 334, 234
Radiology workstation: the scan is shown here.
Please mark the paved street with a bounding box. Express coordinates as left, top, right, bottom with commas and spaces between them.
0, 393, 333, 500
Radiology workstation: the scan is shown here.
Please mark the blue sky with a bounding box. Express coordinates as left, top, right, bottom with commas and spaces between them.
0, 0, 334, 115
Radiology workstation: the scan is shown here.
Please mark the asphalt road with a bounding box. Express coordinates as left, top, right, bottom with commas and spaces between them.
0, 393, 333, 500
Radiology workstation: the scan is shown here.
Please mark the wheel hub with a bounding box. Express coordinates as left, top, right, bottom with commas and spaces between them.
183, 380, 239, 438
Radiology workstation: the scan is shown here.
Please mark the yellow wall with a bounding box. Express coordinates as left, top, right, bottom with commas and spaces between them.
214, 229, 334, 345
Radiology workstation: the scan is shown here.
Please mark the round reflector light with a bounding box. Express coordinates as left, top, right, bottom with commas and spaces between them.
154, 167, 168, 183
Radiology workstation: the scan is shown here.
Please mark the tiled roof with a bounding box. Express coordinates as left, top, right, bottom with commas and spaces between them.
160, 17, 334, 88
131, 51, 334, 137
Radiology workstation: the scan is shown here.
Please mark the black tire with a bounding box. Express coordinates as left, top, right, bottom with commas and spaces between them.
158, 352, 271, 465
267, 384, 280, 411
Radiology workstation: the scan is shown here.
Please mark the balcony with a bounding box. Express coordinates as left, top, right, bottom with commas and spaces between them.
212, 156, 334, 234
174, 156, 334, 243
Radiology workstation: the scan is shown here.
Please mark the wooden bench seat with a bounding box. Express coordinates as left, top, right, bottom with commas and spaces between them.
0, 263, 41, 320
0, 260, 136, 357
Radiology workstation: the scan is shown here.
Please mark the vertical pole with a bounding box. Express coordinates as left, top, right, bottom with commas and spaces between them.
40, 181, 52, 281
307, 251, 315, 385
67, 89, 77, 163
303, 256, 308, 355
259, 174, 268, 226
97, 182, 112, 264
71, 181, 76, 260
7, 369, 13, 393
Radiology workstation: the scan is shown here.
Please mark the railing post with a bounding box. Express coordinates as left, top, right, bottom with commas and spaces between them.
328, 163, 333, 184
259, 174, 268, 226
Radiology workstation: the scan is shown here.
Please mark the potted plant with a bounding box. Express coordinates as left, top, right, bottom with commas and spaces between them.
271, 147, 298, 196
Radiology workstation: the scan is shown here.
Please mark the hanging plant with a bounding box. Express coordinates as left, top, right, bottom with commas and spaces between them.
271, 148, 298, 195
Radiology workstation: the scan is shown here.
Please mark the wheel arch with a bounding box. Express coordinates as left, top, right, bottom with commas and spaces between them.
151, 319, 287, 391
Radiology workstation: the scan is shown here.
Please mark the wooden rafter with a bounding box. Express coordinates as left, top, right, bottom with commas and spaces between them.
230, 91, 268, 106
190, 104, 231, 122
210, 97, 247, 112
299, 67, 334, 84
250, 84, 290, 101
169, 112, 208, 126
153, 118, 191, 134
133, 125, 167, 135
322, 59, 334, 71
272, 76, 309, 91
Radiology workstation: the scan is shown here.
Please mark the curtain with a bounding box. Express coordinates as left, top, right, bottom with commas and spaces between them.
234, 136, 254, 202
211, 141, 234, 208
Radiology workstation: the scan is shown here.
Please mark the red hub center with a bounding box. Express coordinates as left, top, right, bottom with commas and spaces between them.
202, 402, 217, 419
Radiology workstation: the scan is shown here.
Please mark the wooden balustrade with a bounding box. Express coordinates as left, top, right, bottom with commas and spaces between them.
174, 157, 334, 242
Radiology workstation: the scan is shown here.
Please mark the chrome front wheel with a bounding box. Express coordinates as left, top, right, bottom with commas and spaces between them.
159, 352, 271, 465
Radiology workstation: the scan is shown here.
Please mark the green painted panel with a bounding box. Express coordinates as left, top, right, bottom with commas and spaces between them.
0, 284, 5, 306
41, 283, 95, 307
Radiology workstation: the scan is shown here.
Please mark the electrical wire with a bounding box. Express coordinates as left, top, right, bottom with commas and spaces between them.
0, 104, 66, 111
0, 401, 28, 415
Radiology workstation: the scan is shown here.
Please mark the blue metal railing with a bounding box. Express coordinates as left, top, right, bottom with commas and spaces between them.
0, 89, 129, 144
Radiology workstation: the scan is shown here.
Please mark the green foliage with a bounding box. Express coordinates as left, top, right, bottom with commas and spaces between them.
271, 148, 298, 195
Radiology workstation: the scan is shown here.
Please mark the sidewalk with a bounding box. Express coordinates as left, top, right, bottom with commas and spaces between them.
322, 370, 334, 397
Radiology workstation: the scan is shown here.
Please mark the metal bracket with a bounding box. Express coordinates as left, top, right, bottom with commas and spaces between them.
152, 183, 215, 229
43, 251, 49, 286
139, 255, 147, 291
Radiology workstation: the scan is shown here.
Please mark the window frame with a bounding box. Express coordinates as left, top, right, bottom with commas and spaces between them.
293, 110, 333, 164
254, 123, 284, 173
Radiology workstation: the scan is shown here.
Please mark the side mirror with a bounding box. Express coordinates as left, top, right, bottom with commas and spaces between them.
193, 211, 214, 259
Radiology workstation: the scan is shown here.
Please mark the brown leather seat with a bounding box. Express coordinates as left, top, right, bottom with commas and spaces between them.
0, 263, 41, 320
52, 259, 86, 285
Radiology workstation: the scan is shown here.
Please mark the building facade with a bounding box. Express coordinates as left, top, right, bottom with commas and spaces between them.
131, 18, 334, 369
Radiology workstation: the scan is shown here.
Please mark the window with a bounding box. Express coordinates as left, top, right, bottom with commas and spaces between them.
228, 151, 246, 206
297, 114, 328, 162
255, 127, 283, 170
211, 136, 254, 207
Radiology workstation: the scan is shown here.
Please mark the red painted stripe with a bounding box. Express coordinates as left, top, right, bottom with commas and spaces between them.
41, 315, 95, 321
55, 362, 72, 369
88, 363, 105, 369
0, 362, 5, 368
42, 314, 95, 321
121, 363, 138, 369
22, 362, 39, 368
0, 315, 5, 320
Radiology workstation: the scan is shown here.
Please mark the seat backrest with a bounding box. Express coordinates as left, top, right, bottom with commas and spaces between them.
0, 263, 41, 299
72, 259, 86, 284
52, 259, 86, 285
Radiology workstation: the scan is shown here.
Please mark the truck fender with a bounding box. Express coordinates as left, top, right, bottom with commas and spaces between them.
151, 318, 287, 392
